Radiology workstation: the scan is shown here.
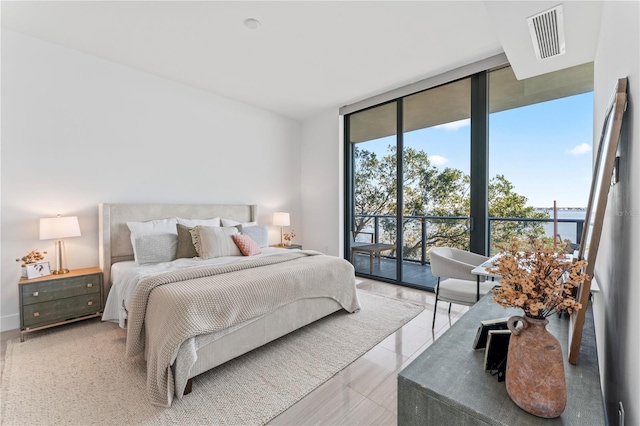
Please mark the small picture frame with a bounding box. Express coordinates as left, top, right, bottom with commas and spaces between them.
472, 317, 510, 350
484, 329, 511, 382
26, 262, 51, 279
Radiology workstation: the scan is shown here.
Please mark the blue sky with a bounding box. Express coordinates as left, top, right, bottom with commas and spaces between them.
361, 92, 594, 208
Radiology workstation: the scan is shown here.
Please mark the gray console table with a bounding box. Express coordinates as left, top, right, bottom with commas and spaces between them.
398, 294, 605, 425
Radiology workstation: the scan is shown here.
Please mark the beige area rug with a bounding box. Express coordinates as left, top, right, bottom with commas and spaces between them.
1, 290, 423, 426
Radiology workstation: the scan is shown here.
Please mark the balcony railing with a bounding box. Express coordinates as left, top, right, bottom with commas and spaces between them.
353, 214, 585, 265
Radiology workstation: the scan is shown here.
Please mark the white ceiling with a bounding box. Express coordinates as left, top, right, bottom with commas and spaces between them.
0, 1, 603, 121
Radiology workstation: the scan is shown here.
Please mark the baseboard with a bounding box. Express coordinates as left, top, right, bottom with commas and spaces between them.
1, 314, 19, 332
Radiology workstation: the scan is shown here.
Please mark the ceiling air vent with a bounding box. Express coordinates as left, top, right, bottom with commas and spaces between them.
527, 4, 566, 60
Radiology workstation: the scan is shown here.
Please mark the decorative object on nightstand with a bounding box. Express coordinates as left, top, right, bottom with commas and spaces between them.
39, 215, 81, 274
19, 267, 103, 342
16, 249, 48, 278
25, 262, 51, 279
272, 212, 290, 247
283, 229, 296, 246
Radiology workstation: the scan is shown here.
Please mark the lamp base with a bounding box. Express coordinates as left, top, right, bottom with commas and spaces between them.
53, 239, 70, 275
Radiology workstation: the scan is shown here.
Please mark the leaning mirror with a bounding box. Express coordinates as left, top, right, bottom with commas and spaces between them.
569, 77, 627, 365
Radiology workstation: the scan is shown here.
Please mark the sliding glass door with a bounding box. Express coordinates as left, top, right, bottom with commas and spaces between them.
401, 78, 472, 288
346, 78, 476, 289
344, 63, 593, 291
348, 101, 398, 280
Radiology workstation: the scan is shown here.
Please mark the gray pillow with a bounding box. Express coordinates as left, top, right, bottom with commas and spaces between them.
190, 226, 241, 259
176, 224, 199, 259
134, 233, 178, 265
238, 225, 269, 248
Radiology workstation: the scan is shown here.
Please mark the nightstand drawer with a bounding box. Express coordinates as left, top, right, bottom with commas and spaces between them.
22, 293, 102, 328
21, 274, 101, 305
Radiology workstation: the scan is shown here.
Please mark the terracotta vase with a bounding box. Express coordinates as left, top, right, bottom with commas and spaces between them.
505, 315, 566, 418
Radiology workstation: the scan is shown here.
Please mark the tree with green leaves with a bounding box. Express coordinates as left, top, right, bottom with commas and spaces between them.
353, 145, 548, 261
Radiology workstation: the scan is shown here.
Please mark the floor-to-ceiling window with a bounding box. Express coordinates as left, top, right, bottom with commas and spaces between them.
401, 78, 472, 287
349, 101, 398, 281
344, 62, 593, 291
346, 77, 477, 289
487, 64, 593, 254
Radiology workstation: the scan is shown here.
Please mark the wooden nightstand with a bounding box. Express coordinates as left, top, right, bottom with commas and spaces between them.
19, 267, 103, 342
270, 244, 303, 250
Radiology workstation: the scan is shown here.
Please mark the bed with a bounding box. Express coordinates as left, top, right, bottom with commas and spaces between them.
99, 203, 360, 407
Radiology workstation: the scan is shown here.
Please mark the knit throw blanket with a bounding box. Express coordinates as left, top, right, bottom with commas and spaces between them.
125, 251, 360, 406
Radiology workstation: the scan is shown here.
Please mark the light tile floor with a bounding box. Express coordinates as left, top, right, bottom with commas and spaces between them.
268, 278, 468, 425
0, 278, 468, 425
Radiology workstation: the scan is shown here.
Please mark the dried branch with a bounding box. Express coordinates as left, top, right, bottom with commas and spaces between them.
488, 238, 587, 319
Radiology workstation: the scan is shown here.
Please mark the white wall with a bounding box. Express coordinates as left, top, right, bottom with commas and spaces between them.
0, 29, 302, 331
592, 1, 640, 425
300, 109, 343, 256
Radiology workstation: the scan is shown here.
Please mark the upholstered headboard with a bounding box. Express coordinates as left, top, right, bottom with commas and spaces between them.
98, 203, 257, 298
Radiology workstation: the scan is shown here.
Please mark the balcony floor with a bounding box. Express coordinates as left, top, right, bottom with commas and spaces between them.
352, 254, 438, 291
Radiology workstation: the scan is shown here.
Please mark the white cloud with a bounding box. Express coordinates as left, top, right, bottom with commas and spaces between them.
430, 155, 449, 166
568, 143, 591, 155
434, 118, 470, 131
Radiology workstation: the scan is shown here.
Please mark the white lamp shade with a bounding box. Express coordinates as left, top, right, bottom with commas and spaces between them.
273, 212, 290, 227
40, 216, 81, 240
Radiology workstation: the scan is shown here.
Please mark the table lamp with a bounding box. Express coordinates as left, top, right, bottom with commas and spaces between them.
40, 215, 81, 274
272, 212, 290, 247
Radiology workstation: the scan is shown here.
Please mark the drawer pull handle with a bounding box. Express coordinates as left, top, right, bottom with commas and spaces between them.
33, 312, 40, 317
33, 292, 39, 297
87, 283, 93, 288
87, 301, 93, 306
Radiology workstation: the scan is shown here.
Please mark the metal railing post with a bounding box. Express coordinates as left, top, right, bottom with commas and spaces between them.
576, 221, 584, 245
421, 217, 427, 265
374, 216, 380, 244
487, 218, 492, 255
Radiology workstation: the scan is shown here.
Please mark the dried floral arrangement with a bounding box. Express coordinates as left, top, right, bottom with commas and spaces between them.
488, 238, 587, 319
16, 250, 47, 267
283, 229, 296, 243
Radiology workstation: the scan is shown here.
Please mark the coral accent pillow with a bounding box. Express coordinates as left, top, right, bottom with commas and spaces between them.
232, 234, 262, 256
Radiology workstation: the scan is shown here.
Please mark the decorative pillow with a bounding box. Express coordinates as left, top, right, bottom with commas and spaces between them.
176, 224, 199, 259
238, 224, 269, 248
133, 234, 178, 265
190, 226, 241, 259
232, 234, 262, 256
221, 218, 258, 228
177, 217, 221, 227
127, 218, 178, 260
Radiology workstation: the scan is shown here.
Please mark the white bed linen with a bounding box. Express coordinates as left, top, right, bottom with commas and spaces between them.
102, 247, 290, 327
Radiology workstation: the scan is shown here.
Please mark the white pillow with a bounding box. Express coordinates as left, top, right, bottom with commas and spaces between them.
177, 217, 221, 227
127, 218, 178, 260
134, 234, 178, 265
190, 226, 241, 259
221, 218, 258, 228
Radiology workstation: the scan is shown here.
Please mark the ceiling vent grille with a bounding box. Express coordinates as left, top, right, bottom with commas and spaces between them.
527, 4, 566, 60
